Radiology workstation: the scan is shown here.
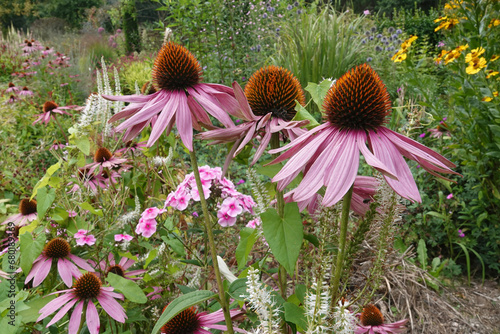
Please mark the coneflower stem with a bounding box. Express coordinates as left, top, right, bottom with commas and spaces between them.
330, 185, 354, 310
189, 147, 234, 334
270, 133, 288, 334
53, 115, 68, 143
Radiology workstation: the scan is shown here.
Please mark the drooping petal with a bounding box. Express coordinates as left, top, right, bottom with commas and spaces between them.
322, 131, 360, 206
176, 92, 194, 151
357, 130, 397, 180
102, 92, 159, 103
188, 86, 234, 128
38, 293, 76, 320
68, 254, 94, 272
369, 131, 421, 202
231, 81, 258, 121
32, 257, 52, 287
86, 301, 100, 334
46, 298, 78, 327
57, 258, 74, 287
96, 292, 127, 323
68, 301, 84, 334
25, 255, 46, 284
250, 125, 272, 165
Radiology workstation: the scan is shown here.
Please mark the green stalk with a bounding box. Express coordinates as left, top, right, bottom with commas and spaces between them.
330, 185, 353, 311
189, 147, 234, 334
270, 133, 288, 334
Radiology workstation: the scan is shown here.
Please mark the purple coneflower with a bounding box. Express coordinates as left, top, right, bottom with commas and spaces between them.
33, 101, 76, 125
25, 237, 94, 287
429, 122, 451, 138
18, 86, 33, 97
91, 253, 146, 281
68, 167, 108, 193
22, 41, 41, 53
355, 304, 408, 334
160, 306, 245, 334
85, 147, 128, 175
5, 82, 19, 93
37, 272, 127, 334
103, 41, 239, 151
115, 140, 148, 154
2, 199, 37, 227
269, 64, 458, 206
198, 66, 308, 167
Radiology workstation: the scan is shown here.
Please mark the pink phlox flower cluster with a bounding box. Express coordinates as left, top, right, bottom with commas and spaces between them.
246, 218, 261, 228
135, 207, 165, 238
114, 233, 133, 242
164, 165, 256, 227
74, 230, 96, 246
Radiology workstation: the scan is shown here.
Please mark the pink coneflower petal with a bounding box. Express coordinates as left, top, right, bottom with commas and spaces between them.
58, 258, 75, 287
68, 253, 94, 271
103, 92, 157, 103
356, 130, 397, 179
176, 93, 194, 151
188, 86, 234, 128
96, 291, 127, 322
38, 293, 75, 320
46, 298, 78, 327
32, 257, 52, 287
147, 92, 178, 145
68, 301, 84, 334
86, 301, 100, 334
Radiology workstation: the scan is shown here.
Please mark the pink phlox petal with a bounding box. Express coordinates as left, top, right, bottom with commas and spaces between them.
217, 210, 237, 227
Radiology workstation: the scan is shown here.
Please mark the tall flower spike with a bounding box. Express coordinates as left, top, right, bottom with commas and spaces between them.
269, 63, 459, 207
198, 66, 309, 168
102, 41, 240, 151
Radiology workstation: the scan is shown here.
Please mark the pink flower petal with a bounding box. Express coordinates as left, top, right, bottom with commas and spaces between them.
176, 93, 194, 151
32, 257, 52, 287
46, 298, 77, 327
147, 91, 178, 145
68, 301, 84, 334
96, 292, 127, 323
86, 301, 100, 334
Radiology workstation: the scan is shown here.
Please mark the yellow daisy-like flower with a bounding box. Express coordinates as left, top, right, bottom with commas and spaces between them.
488, 18, 500, 28
466, 57, 487, 75
495, 91, 499, 97
444, 50, 461, 64
435, 50, 449, 63
394, 53, 407, 63
400, 35, 418, 50
435, 18, 460, 31
465, 47, 485, 63
444, 0, 462, 10
486, 70, 499, 79
482, 96, 493, 102
490, 55, 500, 62
457, 44, 469, 52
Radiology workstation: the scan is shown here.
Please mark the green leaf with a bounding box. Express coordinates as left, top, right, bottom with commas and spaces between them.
18, 295, 56, 323
36, 187, 56, 219
284, 302, 307, 330
235, 228, 258, 270
145, 249, 158, 268
305, 79, 333, 108
31, 161, 61, 199
417, 239, 428, 270
79, 202, 103, 216
228, 277, 248, 301
152, 290, 216, 333
261, 203, 303, 274
20, 233, 46, 275
292, 101, 320, 129
164, 237, 185, 257
107, 273, 147, 304
74, 135, 90, 155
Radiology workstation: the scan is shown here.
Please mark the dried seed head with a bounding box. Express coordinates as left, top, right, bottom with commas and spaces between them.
152, 42, 202, 91
73, 272, 102, 299
360, 304, 384, 326
244, 65, 305, 121
324, 64, 391, 131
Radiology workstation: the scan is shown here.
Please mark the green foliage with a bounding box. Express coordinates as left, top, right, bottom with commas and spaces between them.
122, 0, 141, 54
119, 57, 153, 94
36, 0, 103, 29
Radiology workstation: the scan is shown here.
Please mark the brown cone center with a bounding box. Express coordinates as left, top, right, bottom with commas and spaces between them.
160, 306, 200, 334
73, 273, 102, 299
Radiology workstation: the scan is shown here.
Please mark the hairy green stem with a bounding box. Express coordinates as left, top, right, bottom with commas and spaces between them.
189, 148, 234, 334
270, 133, 288, 334
330, 185, 353, 310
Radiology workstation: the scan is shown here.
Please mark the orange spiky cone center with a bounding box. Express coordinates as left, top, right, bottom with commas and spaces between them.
73, 272, 102, 299
141, 81, 157, 95
44, 238, 71, 259
152, 42, 202, 91
19, 199, 37, 216
94, 147, 113, 163
160, 306, 200, 334
360, 304, 384, 326
43, 101, 59, 113
244, 65, 305, 121
323, 63, 392, 131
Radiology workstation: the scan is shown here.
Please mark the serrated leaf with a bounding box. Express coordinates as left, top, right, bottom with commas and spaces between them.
152, 290, 216, 333
235, 228, 258, 270
261, 203, 303, 274
107, 273, 147, 304
36, 187, 56, 219
20, 233, 45, 275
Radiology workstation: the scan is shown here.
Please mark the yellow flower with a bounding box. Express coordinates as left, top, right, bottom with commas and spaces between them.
435, 18, 460, 31
393, 53, 407, 63
495, 91, 499, 97
444, 50, 460, 64
482, 96, 493, 102
457, 44, 469, 52
491, 55, 500, 62
444, 0, 462, 9
488, 18, 500, 28
466, 57, 487, 75
465, 47, 485, 63
434, 16, 447, 23
435, 50, 449, 63
401, 35, 418, 50
486, 70, 499, 79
